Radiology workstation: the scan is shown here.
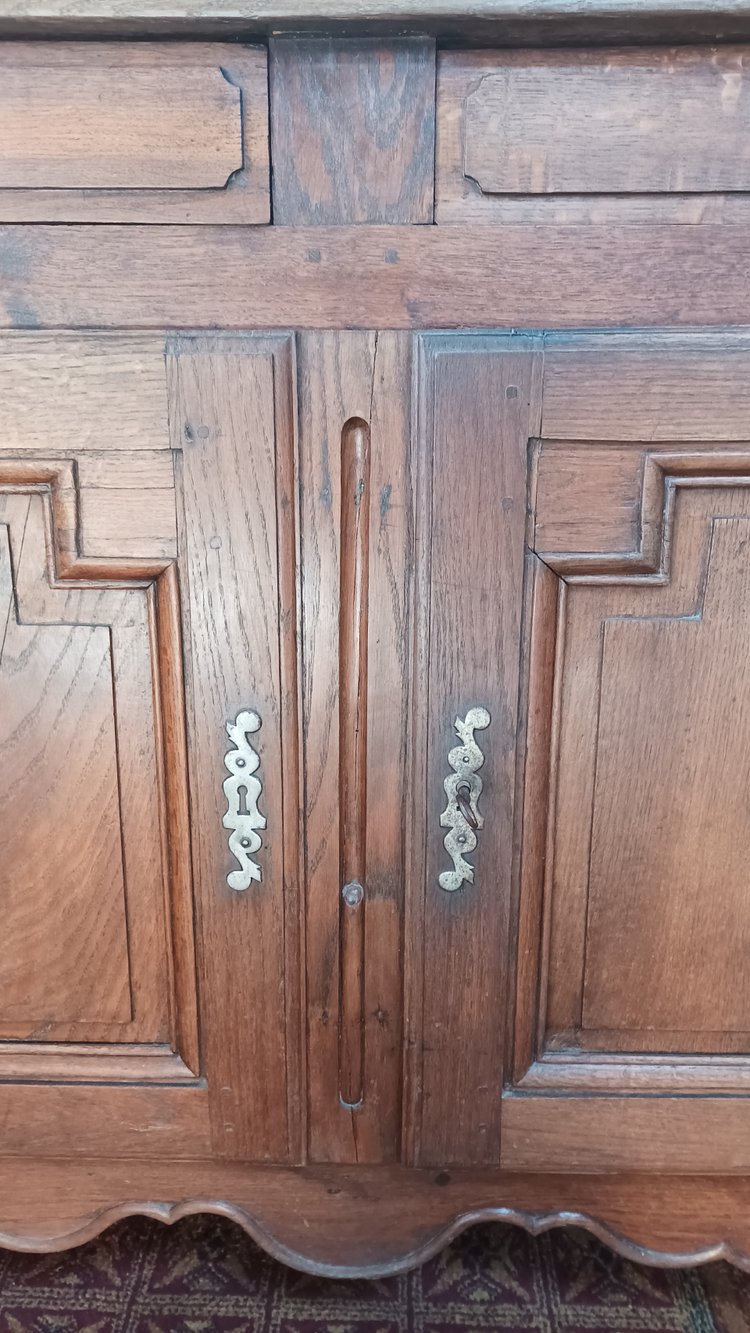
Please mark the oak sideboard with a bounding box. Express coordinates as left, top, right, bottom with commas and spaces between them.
2, 3, 750, 1274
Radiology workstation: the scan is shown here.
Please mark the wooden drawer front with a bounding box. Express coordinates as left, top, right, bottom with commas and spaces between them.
0, 43, 269, 223
438, 47, 750, 223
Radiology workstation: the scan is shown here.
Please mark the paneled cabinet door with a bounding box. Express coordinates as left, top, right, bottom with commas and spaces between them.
508, 333, 750, 1173
0, 332, 299, 1163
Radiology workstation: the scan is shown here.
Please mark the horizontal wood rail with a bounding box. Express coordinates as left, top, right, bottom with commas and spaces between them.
2, 224, 750, 329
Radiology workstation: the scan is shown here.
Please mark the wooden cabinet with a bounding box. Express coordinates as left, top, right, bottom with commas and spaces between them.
3, 25, 750, 1276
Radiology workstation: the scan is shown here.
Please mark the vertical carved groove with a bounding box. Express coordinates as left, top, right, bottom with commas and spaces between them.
338, 416, 371, 1109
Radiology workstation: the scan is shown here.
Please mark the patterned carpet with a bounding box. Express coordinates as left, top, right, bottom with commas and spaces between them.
0, 1214, 745, 1331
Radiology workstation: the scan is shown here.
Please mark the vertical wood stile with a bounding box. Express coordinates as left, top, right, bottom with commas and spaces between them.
404, 333, 543, 1167
170, 332, 303, 1162
300, 332, 411, 1162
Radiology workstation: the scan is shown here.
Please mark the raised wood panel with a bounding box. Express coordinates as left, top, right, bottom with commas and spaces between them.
0, 69, 241, 190
172, 334, 302, 1163
0, 335, 169, 451
0, 455, 199, 1086
270, 39, 435, 223
0, 488, 163, 1039
517, 347, 750, 1080
544, 477, 750, 1047
0, 522, 130, 1024
0, 44, 269, 223
588, 510, 750, 1033
437, 48, 750, 223
405, 334, 542, 1168
299, 332, 410, 1164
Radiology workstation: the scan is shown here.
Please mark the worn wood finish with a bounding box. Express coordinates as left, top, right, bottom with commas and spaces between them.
507, 338, 750, 1180
0, 1160, 750, 1277
534, 443, 644, 556
437, 48, 750, 222
0, 333, 169, 449
0, 62, 241, 189
519, 1055, 750, 1094
0, 44, 269, 223
0, 1087, 210, 1157
270, 38, 436, 223
1, 0, 750, 46
5, 27, 750, 1276
406, 335, 541, 1167
7, 225, 750, 329
501, 1095, 750, 1173
172, 334, 302, 1163
0, 441, 207, 1147
540, 477, 750, 1046
299, 333, 410, 1164
542, 334, 750, 439
0, 476, 173, 1045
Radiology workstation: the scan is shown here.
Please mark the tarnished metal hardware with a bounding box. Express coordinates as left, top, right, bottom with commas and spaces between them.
223, 709, 266, 890
342, 880, 364, 908
438, 706, 491, 892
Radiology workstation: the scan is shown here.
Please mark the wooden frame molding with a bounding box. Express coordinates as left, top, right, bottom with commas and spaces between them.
0, 2, 748, 45
0, 456, 199, 1081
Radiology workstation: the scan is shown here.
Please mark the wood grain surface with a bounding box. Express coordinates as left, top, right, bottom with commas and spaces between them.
271, 38, 435, 223
172, 334, 302, 1163
4, 225, 750, 328
2, 22, 750, 1274
299, 333, 410, 1164
405, 334, 541, 1167
501, 1095, 750, 1173
507, 336, 750, 1186
0, 484, 173, 1045
542, 334, 750, 439
0, 69, 241, 190
0, 1159, 746, 1277
437, 47, 750, 222
0, 333, 168, 448
0, 44, 269, 223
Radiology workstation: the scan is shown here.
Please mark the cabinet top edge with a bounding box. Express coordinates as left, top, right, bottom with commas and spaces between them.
2, 0, 750, 45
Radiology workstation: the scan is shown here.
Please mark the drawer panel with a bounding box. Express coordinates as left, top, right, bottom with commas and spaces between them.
0, 43, 269, 222
437, 47, 750, 223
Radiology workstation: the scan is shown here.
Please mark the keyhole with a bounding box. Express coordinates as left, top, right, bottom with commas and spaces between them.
456, 783, 478, 830
237, 785, 249, 817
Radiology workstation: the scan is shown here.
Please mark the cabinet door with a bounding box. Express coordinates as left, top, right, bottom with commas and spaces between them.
0, 331, 299, 1162
509, 333, 750, 1172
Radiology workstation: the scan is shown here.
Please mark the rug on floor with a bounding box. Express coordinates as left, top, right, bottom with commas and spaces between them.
0, 1213, 743, 1332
